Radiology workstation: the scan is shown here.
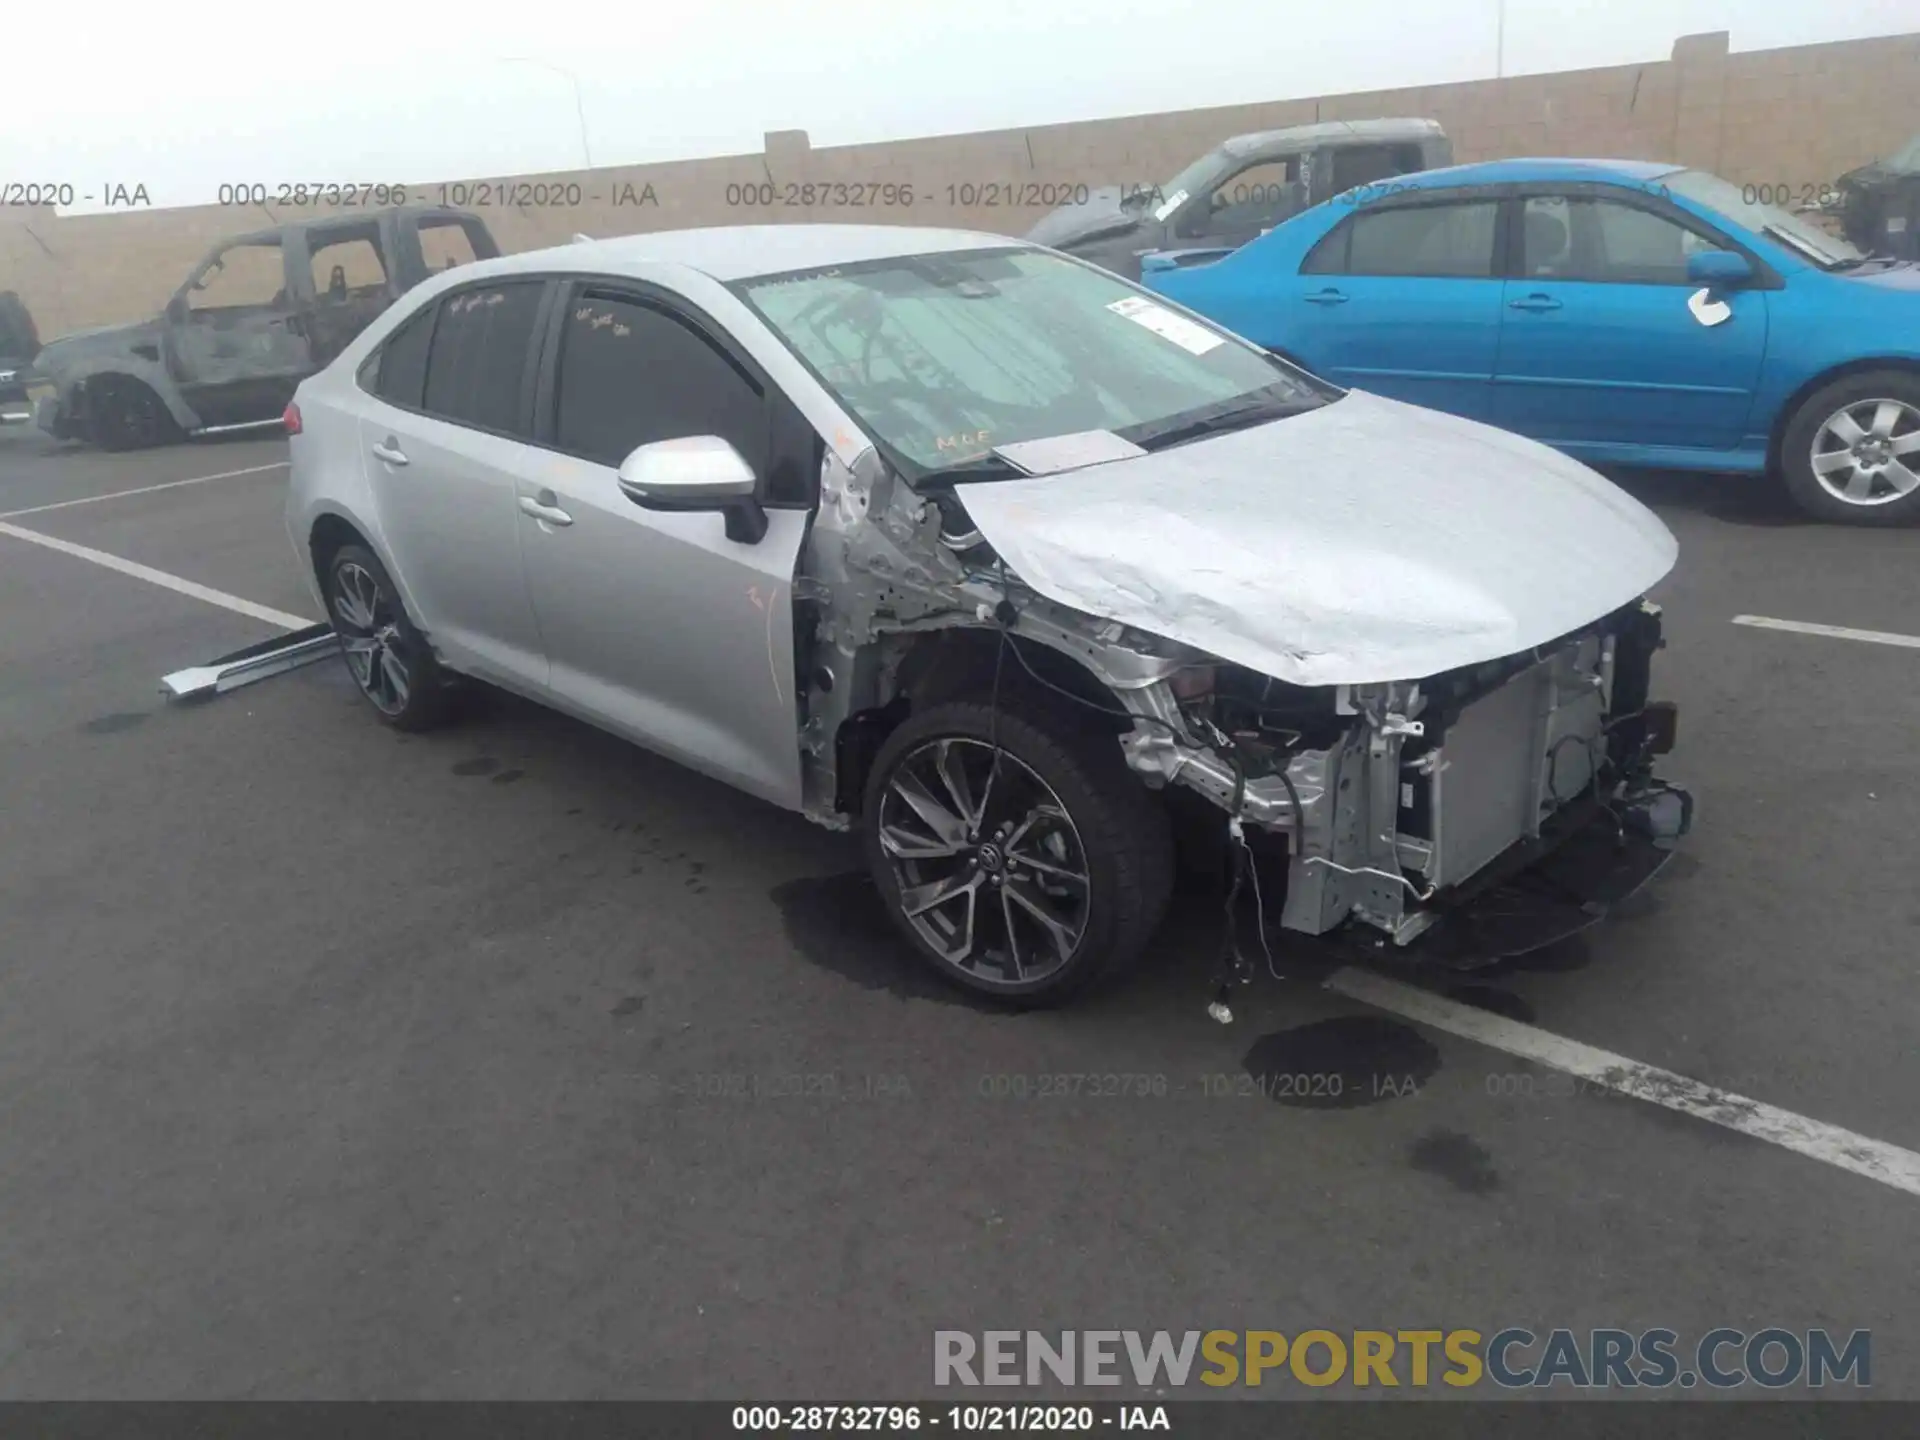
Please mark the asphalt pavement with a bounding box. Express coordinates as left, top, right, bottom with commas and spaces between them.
0, 420, 1915, 1401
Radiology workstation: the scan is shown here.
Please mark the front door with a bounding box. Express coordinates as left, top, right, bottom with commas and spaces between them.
514, 284, 814, 811
166, 236, 313, 425
1492, 191, 1769, 451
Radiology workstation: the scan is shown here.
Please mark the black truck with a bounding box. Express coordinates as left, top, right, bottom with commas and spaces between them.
31, 206, 499, 450
1026, 118, 1452, 280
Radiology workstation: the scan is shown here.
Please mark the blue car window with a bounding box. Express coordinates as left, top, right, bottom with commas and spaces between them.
1522, 196, 1715, 285
1325, 200, 1498, 278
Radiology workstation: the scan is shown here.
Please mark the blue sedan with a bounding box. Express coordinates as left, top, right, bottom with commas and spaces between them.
1139, 158, 1920, 524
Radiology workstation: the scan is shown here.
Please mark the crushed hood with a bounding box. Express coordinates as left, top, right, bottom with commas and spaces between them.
1025, 186, 1147, 250
953, 389, 1678, 687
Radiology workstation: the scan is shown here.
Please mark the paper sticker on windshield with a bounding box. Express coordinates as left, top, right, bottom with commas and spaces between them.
1107, 295, 1224, 355
1151, 189, 1188, 223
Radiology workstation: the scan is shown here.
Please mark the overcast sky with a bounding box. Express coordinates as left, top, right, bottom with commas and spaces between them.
9, 0, 1920, 214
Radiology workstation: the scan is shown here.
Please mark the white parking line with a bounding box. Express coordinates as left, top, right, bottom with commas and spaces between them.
1732, 615, 1920, 651
0, 521, 312, 630
0, 461, 289, 521
1326, 966, 1920, 1199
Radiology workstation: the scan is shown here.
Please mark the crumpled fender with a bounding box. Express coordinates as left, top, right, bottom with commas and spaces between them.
44, 352, 202, 432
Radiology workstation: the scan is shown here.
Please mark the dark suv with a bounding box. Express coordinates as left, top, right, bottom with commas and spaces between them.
1027, 118, 1451, 280
32, 206, 499, 450
0, 291, 37, 417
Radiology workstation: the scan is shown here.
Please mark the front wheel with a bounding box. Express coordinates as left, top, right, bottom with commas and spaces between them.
861, 700, 1174, 1007
89, 375, 182, 452
1779, 371, 1920, 524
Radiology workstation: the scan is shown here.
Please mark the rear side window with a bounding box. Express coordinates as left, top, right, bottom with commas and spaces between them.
369, 305, 435, 408
1328, 143, 1426, 193
1304, 199, 1497, 278
421, 281, 544, 434
552, 292, 770, 478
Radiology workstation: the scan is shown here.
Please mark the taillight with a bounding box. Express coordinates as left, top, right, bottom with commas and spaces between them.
282, 402, 303, 435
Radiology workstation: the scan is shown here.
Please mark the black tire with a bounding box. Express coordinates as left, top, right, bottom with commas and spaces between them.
861, 699, 1175, 1007
90, 375, 183, 452
323, 542, 457, 731
1778, 369, 1920, 525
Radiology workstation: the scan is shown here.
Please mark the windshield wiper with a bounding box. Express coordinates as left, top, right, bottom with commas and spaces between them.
923, 454, 1024, 484
1129, 388, 1305, 451
1761, 223, 1844, 269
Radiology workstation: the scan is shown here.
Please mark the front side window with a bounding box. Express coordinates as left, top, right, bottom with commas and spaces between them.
420, 280, 543, 434
186, 240, 288, 313
1186, 157, 1303, 236
734, 247, 1322, 477
551, 291, 769, 476
1521, 195, 1715, 284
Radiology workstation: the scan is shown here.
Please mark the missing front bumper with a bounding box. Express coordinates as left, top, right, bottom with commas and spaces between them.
1302, 781, 1692, 970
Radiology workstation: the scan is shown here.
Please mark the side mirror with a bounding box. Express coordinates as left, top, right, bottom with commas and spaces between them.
1686, 249, 1753, 289
1140, 253, 1180, 275
616, 435, 768, 544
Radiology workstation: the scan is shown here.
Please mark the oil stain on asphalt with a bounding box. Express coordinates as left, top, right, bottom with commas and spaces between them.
1241, 1016, 1441, 1109
452, 756, 500, 777
1408, 1129, 1502, 1194
80, 711, 149, 735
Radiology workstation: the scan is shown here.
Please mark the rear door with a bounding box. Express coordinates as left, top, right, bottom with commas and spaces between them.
1491, 187, 1769, 450
356, 278, 553, 689
513, 281, 815, 810
1286, 191, 1506, 418
294, 219, 401, 368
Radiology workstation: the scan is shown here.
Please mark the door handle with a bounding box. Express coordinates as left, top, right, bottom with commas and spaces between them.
370, 437, 409, 466
1303, 288, 1349, 305
519, 493, 574, 528
1508, 294, 1563, 312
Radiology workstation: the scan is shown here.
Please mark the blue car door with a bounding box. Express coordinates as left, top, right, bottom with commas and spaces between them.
1491, 189, 1769, 451
1285, 192, 1506, 419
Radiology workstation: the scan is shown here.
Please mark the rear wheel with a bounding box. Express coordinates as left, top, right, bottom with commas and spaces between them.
324, 542, 456, 731
861, 700, 1174, 1007
1779, 370, 1920, 524
90, 375, 182, 452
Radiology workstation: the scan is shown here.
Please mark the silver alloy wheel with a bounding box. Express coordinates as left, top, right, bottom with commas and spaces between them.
331, 561, 412, 715
876, 736, 1092, 986
1809, 397, 1920, 506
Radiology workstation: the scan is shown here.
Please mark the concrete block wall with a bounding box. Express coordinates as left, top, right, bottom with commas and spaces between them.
5, 29, 1918, 339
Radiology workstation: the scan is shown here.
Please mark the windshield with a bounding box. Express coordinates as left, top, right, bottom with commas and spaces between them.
1663, 168, 1864, 267
734, 247, 1326, 478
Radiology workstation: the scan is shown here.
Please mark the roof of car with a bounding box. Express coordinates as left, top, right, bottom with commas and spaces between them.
476, 224, 1029, 284
1222, 117, 1446, 156
1360, 157, 1685, 190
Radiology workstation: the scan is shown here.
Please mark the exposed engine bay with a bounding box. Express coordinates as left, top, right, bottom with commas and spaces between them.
789, 439, 1693, 961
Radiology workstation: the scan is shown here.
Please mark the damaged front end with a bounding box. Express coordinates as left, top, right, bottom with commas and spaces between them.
1114, 604, 1692, 964
791, 441, 1691, 971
